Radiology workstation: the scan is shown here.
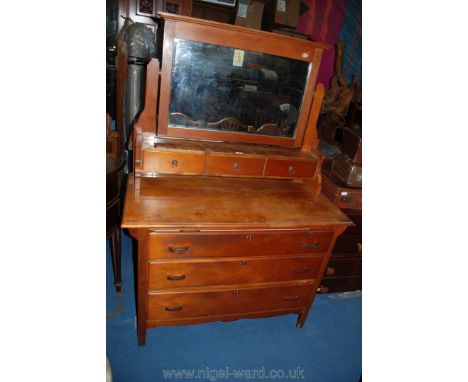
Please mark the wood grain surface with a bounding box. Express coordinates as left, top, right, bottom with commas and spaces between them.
122, 175, 353, 229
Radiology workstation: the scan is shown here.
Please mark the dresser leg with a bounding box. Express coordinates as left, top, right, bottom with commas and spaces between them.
296, 312, 307, 328
134, 229, 148, 346
110, 230, 122, 292
137, 327, 147, 346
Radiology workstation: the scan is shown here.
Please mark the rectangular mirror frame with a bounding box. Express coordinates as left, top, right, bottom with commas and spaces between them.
157, 13, 329, 148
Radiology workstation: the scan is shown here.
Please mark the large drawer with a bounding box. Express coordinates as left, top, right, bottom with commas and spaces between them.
147, 230, 334, 259
142, 150, 205, 175
147, 283, 312, 321
148, 255, 323, 289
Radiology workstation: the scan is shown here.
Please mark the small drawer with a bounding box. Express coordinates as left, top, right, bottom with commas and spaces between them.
147, 230, 334, 260
147, 283, 311, 321
320, 171, 362, 210
336, 192, 362, 210
142, 150, 205, 175
264, 158, 317, 178
148, 255, 323, 289
206, 154, 265, 177
324, 257, 360, 278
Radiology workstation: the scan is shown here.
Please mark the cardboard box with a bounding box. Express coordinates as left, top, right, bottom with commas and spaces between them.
235, 0, 265, 30
274, 0, 300, 28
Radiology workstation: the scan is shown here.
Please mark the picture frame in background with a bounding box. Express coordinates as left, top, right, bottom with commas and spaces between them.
136, 0, 157, 17
163, 0, 193, 16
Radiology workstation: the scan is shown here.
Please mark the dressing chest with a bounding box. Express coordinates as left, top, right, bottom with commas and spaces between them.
121, 13, 353, 345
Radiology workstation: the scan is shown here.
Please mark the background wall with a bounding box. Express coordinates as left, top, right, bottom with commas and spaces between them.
298, 0, 362, 89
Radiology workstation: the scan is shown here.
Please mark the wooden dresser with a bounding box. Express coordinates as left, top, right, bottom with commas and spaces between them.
121, 14, 353, 345
320, 208, 362, 294
319, 155, 362, 293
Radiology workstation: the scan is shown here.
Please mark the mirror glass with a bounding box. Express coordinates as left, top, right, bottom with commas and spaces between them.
168, 39, 311, 137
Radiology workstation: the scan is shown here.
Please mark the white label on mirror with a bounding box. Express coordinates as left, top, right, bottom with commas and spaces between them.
238, 3, 248, 18
233, 49, 245, 67
277, 0, 286, 12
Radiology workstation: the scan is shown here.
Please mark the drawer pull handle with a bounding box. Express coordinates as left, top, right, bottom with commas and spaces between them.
302, 241, 319, 249
240, 261, 247, 266
233, 290, 240, 295
171, 159, 178, 167
293, 266, 309, 273
168, 246, 189, 254
326, 267, 335, 277
246, 234, 254, 240
284, 295, 299, 302
167, 274, 186, 281
165, 305, 183, 312
232, 162, 240, 170
288, 166, 295, 174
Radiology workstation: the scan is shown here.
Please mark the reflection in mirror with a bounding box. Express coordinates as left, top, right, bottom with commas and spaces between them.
169, 39, 311, 138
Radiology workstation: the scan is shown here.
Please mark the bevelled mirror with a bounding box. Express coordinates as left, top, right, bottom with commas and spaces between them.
157, 14, 327, 147
168, 39, 311, 138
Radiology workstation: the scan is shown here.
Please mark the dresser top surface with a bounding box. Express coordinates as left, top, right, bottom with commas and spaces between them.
122, 175, 353, 229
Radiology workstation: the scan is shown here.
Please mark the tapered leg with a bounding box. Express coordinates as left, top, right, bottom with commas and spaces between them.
110, 229, 122, 292
296, 311, 308, 328
133, 229, 149, 346
137, 327, 147, 346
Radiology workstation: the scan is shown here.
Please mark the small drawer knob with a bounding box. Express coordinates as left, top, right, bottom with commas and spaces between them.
288, 166, 295, 174
233, 290, 240, 295
171, 159, 178, 167
246, 234, 254, 240
232, 162, 240, 170
240, 261, 247, 266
